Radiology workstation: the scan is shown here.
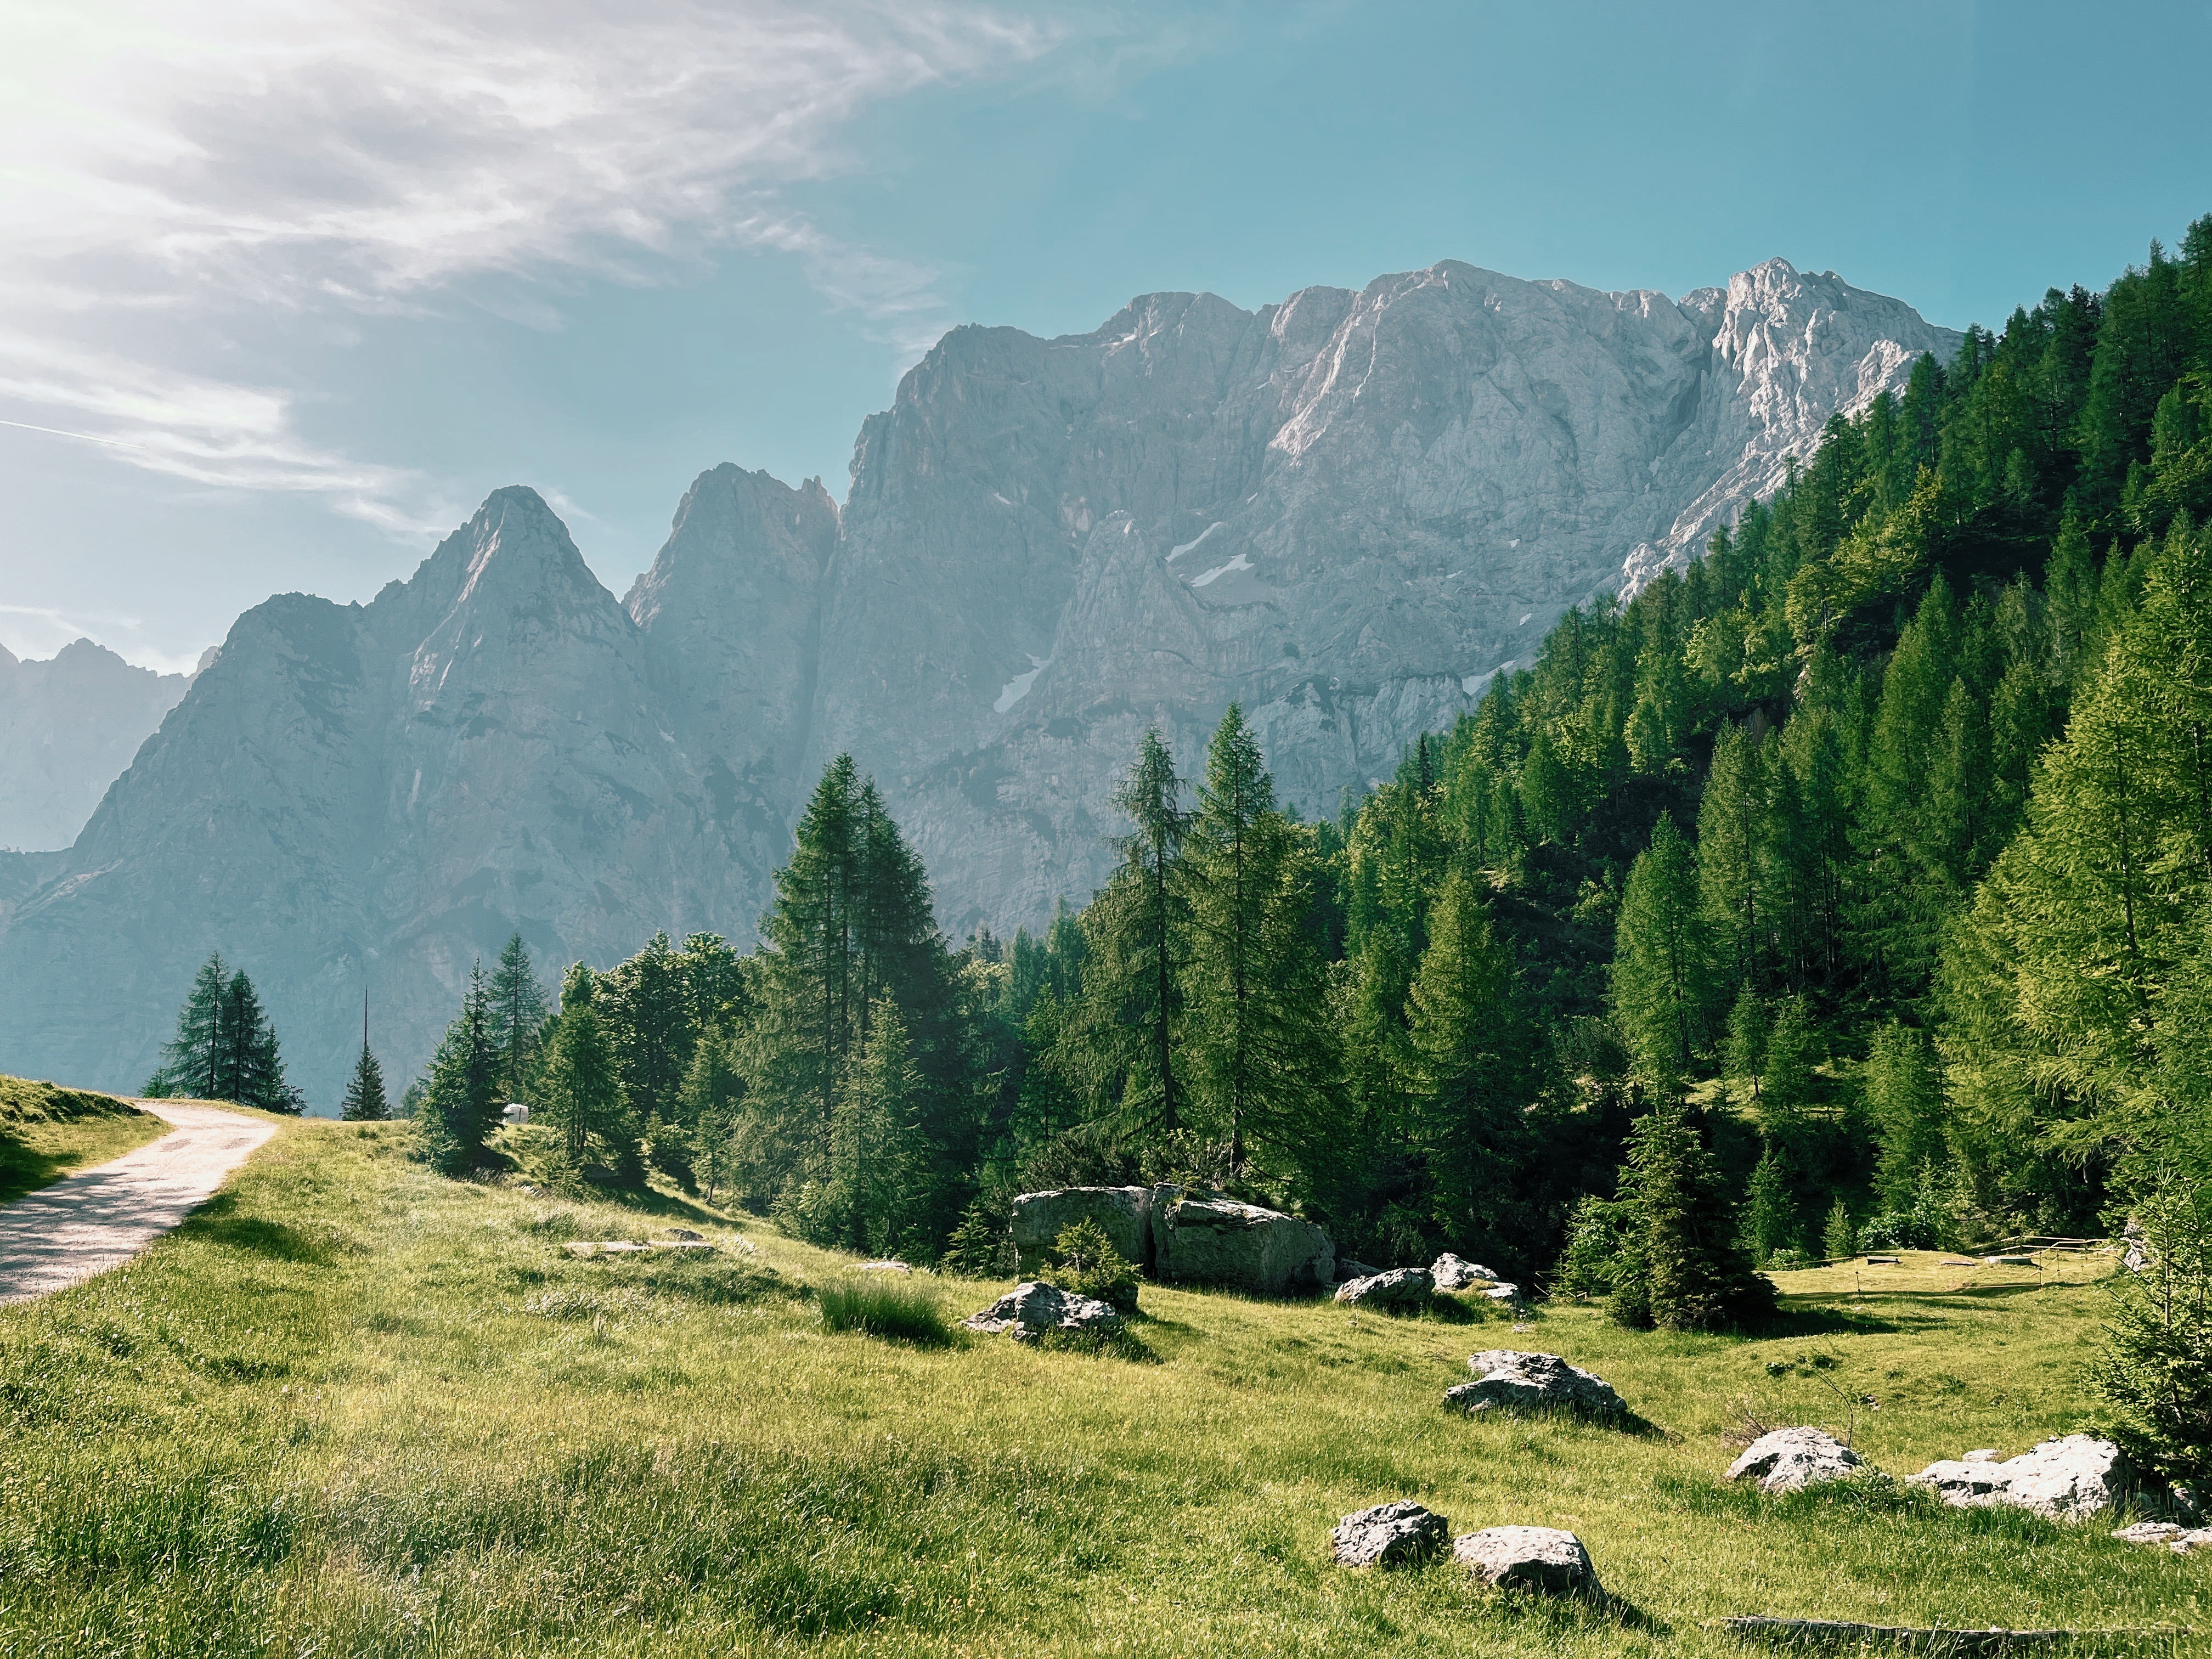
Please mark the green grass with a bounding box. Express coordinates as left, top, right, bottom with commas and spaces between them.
1, 1117, 2203, 1656
0, 1074, 167, 1203
816, 1273, 955, 1344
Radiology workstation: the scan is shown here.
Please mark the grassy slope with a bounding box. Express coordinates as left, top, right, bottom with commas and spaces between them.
0, 1074, 167, 1204
0, 1119, 2202, 1658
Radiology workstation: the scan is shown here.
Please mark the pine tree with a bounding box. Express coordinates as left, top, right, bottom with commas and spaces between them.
1759, 995, 1821, 1137
680, 1023, 746, 1201
489, 934, 550, 1099
1698, 723, 1774, 991
416, 963, 500, 1176
1722, 986, 1769, 1106
778, 997, 924, 1255
149, 952, 228, 1098
2092, 1182, 2212, 1484
602, 931, 696, 1186
214, 969, 296, 1111
941, 1198, 1011, 1278
1610, 813, 1716, 1100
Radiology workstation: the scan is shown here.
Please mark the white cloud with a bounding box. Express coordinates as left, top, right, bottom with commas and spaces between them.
0, 0, 1064, 525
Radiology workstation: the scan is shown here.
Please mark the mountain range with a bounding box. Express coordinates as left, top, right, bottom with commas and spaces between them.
0, 256, 1960, 1106
0, 641, 193, 851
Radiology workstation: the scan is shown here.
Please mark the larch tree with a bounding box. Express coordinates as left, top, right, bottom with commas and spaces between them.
1610, 812, 1716, 1102
489, 933, 550, 1099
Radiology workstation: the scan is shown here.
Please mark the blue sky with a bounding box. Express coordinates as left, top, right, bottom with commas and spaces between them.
3, 0, 2209, 672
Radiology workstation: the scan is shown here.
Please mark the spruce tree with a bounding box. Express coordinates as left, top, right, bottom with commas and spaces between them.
1741, 1143, 1799, 1266
1722, 986, 1769, 1106
213, 969, 296, 1111
1822, 1197, 1858, 1262
1865, 1022, 1944, 1211
340, 996, 389, 1121
538, 962, 633, 1179
150, 952, 228, 1098
778, 997, 924, 1255
1619, 1097, 1775, 1331
1408, 867, 1527, 1249
680, 1023, 746, 1201
1699, 723, 1774, 992
416, 964, 500, 1176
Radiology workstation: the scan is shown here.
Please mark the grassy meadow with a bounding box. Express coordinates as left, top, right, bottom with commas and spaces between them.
0, 1114, 2204, 1657
0, 1077, 168, 1205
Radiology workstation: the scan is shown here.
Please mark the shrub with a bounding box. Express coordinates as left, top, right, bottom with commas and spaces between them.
940, 1199, 1014, 1277
817, 1275, 952, 1344
1042, 1217, 1139, 1313
2093, 1183, 2212, 1485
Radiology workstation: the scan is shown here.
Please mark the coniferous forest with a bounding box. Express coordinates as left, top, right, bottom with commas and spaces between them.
193, 221, 2212, 1328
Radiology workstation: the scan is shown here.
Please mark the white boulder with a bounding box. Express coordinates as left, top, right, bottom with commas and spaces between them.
1446, 1350, 1627, 1419
1334, 1267, 1435, 1308
962, 1281, 1123, 1342
1153, 1190, 1334, 1295
1726, 1427, 1864, 1493
1452, 1526, 1602, 1596
1330, 1501, 1449, 1566
1431, 1254, 1498, 1290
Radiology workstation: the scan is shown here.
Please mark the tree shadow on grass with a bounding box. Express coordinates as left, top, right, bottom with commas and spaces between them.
180, 1194, 349, 1265
1762, 1303, 1903, 1338
0, 1136, 70, 1206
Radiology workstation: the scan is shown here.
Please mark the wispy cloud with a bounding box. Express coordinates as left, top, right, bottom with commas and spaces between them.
0, 0, 1067, 526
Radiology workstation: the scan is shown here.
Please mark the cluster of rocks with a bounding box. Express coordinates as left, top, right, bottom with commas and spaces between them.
1909, 1436, 2138, 1521
1333, 1251, 1520, 1310
1728, 1427, 2208, 1558
1446, 1351, 1627, 1420
1329, 1503, 1600, 1597
1009, 1186, 1333, 1295
961, 1282, 1124, 1342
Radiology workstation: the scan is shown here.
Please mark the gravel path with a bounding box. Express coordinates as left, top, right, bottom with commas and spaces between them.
0, 1101, 278, 1305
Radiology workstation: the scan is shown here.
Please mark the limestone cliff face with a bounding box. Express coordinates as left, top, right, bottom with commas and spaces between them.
0, 640, 190, 850
0, 258, 1957, 1104
799, 258, 1959, 934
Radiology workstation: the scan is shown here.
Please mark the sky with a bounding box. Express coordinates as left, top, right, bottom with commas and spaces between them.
2, 0, 2210, 674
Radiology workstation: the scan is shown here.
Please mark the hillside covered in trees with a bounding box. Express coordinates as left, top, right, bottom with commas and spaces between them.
381, 219, 2212, 1301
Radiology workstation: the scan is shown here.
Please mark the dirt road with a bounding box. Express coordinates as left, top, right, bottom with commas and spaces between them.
0, 1100, 278, 1304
